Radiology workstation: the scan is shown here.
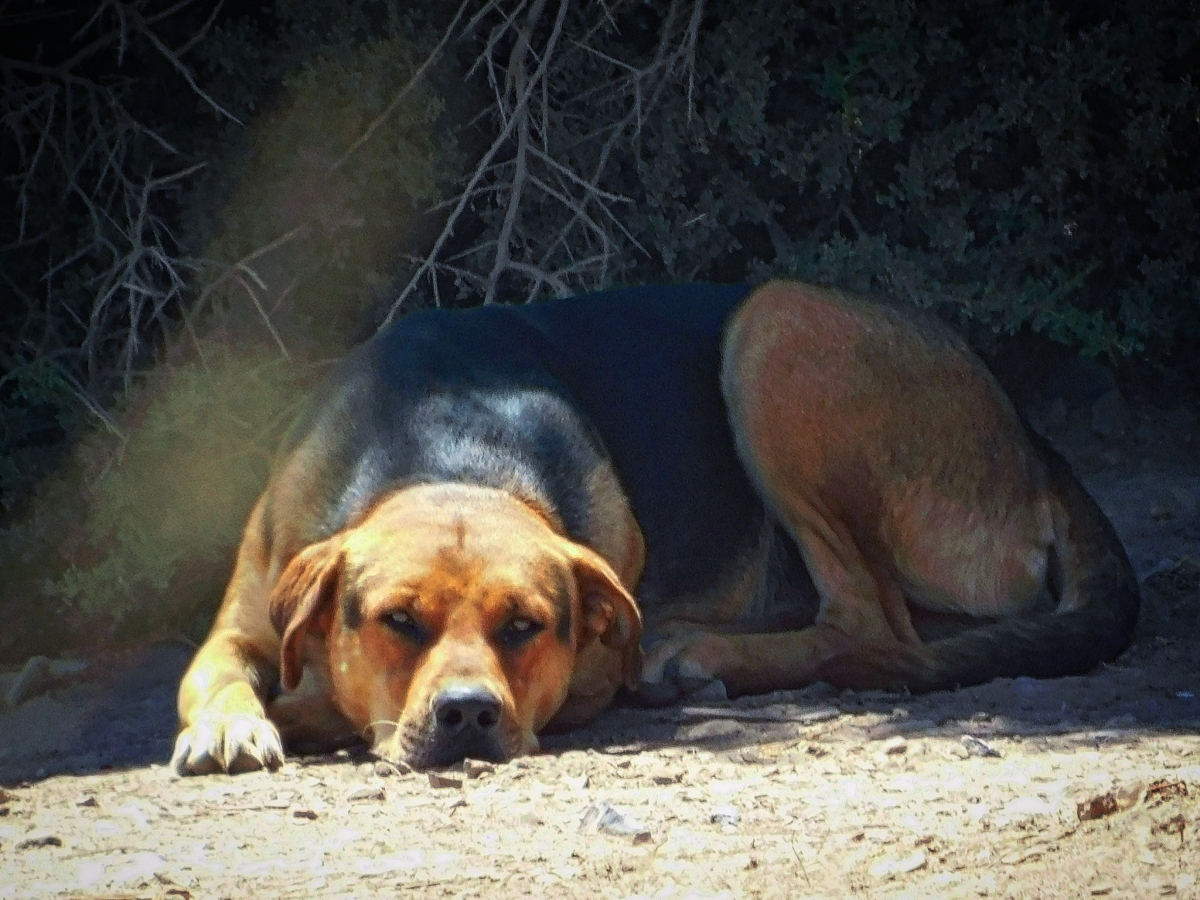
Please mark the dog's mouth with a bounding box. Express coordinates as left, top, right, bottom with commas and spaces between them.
369, 717, 522, 770
404, 732, 511, 770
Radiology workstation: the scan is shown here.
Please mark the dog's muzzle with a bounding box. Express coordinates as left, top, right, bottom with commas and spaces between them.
409, 685, 508, 768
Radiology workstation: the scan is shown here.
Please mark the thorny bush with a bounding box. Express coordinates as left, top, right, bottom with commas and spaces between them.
0, 0, 1196, 658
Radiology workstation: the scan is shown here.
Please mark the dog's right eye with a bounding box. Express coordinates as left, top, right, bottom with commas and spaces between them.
382, 610, 427, 644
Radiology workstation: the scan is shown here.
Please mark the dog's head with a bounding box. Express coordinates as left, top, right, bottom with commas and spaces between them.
269, 483, 642, 768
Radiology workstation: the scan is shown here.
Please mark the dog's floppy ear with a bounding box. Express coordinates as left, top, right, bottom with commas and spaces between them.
570, 544, 644, 689
269, 540, 343, 691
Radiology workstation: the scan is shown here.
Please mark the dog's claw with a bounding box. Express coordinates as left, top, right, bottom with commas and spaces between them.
635, 634, 728, 706
171, 713, 284, 776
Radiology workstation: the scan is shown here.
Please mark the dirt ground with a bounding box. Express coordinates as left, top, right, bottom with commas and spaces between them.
1, 380, 1198, 900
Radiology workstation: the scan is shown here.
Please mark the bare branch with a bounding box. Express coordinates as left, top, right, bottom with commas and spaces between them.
483, 0, 550, 303
119, 1, 243, 125
189, 226, 310, 319
233, 271, 291, 360
372, 0, 710, 317
381, 0, 572, 325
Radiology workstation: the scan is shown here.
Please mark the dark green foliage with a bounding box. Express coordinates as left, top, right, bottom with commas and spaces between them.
0, 359, 79, 512
0, 0, 1196, 657
0, 342, 318, 662
464, 0, 1197, 359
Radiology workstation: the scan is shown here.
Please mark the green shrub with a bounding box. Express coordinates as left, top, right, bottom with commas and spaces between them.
0, 340, 317, 661
0, 359, 80, 514
625, 0, 1198, 359
0, 4, 453, 658
187, 30, 452, 347
393, 0, 1196, 361
2, 0, 1197, 662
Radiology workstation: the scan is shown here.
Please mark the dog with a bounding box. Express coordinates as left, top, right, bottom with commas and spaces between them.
171, 280, 1139, 775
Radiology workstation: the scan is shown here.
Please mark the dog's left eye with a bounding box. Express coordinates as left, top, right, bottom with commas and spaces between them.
498, 617, 543, 648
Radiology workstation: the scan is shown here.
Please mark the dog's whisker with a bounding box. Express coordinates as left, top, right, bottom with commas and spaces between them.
363, 719, 399, 741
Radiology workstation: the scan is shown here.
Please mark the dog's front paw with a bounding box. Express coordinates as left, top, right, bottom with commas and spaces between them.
171, 712, 285, 776
635, 633, 731, 707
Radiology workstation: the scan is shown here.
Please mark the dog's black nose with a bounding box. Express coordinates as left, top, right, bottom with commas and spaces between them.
432, 686, 501, 737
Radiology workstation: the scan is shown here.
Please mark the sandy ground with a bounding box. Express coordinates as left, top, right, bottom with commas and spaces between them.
1, 395, 1198, 899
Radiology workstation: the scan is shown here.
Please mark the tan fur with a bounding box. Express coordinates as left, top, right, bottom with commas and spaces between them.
173, 483, 641, 773
175, 279, 1137, 773
641, 280, 1127, 696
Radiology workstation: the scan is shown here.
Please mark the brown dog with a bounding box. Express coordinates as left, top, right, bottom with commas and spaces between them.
172, 281, 1138, 774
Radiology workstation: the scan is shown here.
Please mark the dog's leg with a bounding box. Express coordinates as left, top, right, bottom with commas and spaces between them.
647, 280, 1137, 701
640, 510, 929, 701
172, 501, 286, 775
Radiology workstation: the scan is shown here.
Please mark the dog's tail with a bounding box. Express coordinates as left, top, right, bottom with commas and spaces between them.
821, 433, 1141, 693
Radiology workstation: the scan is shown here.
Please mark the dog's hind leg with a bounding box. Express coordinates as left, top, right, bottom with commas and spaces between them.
667, 279, 1136, 700
639, 504, 933, 701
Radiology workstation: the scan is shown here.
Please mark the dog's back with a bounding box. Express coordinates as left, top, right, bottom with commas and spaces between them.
269, 281, 1138, 684
264, 284, 773, 615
